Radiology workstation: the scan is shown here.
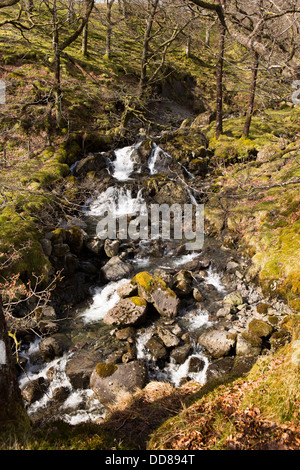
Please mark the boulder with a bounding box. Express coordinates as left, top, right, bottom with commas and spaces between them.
116, 281, 138, 298
248, 319, 273, 338
21, 377, 49, 404
188, 356, 206, 373
198, 328, 237, 359
104, 239, 120, 258
86, 237, 105, 255
66, 226, 87, 254
40, 238, 52, 257
90, 360, 148, 406
132, 271, 180, 318
65, 351, 103, 389
170, 343, 191, 364
206, 357, 235, 382
223, 291, 244, 308
73, 153, 107, 177
236, 332, 262, 356
39, 336, 64, 362
101, 256, 133, 282
145, 336, 168, 361
103, 297, 148, 327
157, 325, 180, 348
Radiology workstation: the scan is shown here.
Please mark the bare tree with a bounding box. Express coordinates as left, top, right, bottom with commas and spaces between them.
105, 0, 115, 58
42, 0, 95, 127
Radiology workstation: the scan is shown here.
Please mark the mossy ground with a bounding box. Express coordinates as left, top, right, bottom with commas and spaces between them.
204, 107, 300, 311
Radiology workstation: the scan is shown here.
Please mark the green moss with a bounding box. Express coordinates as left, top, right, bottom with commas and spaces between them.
248, 319, 273, 338
95, 362, 118, 378
130, 296, 147, 307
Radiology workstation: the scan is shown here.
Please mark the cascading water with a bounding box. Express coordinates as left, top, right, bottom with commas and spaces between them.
111, 145, 138, 181
18, 139, 228, 425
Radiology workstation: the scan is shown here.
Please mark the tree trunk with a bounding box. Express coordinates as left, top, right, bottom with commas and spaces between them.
243, 51, 259, 138
139, 0, 159, 96
82, 22, 88, 56
82, 0, 89, 56
105, 0, 114, 58
0, 296, 30, 434
186, 36, 191, 58
53, 0, 63, 128
215, 2, 226, 139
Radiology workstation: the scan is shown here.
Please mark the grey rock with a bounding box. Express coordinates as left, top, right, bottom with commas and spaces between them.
198, 328, 237, 359
103, 297, 148, 327
90, 360, 148, 406
101, 256, 133, 282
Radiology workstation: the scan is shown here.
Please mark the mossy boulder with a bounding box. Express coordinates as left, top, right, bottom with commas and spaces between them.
90, 360, 148, 406
103, 296, 148, 327
131, 271, 180, 318
248, 319, 273, 338
236, 332, 262, 356
223, 291, 244, 308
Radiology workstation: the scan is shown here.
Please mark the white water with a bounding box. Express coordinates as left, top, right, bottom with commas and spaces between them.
86, 186, 146, 218
135, 327, 210, 387
112, 145, 138, 181
205, 265, 226, 292
19, 351, 106, 425
82, 278, 129, 324
148, 143, 162, 175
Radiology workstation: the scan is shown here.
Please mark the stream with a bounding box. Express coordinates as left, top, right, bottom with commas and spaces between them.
17, 140, 253, 426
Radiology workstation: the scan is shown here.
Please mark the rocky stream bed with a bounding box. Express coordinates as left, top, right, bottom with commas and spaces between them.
16, 138, 294, 426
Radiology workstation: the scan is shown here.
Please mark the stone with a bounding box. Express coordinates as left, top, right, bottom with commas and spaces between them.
236, 332, 262, 356
188, 356, 206, 373
21, 377, 49, 404
170, 343, 191, 364
206, 357, 235, 382
223, 291, 244, 307
51, 243, 70, 257
193, 288, 205, 302
132, 271, 180, 318
90, 360, 148, 406
101, 256, 133, 282
39, 336, 64, 361
198, 328, 237, 359
104, 239, 120, 258
146, 336, 168, 361
157, 325, 180, 348
52, 386, 70, 402
74, 153, 107, 177
86, 237, 104, 255
38, 320, 60, 336
66, 226, 87, 254
40, 238, 52, 257
36, 305, 57, 320
64, 253, 80, 274
116, 281, 138, 298
65, 351, 103, 389
248, 319, 273, 338
103, 297, 148, 327
115, 327, 137, 341
216, 306, 232, 318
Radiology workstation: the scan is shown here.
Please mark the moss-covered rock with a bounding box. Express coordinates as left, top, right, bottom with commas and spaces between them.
248, 319, 273, 338
132, 271, 180, 318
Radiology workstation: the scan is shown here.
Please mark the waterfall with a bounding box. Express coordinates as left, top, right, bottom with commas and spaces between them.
86, 186, 146, 218
111, 145, 138, 181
